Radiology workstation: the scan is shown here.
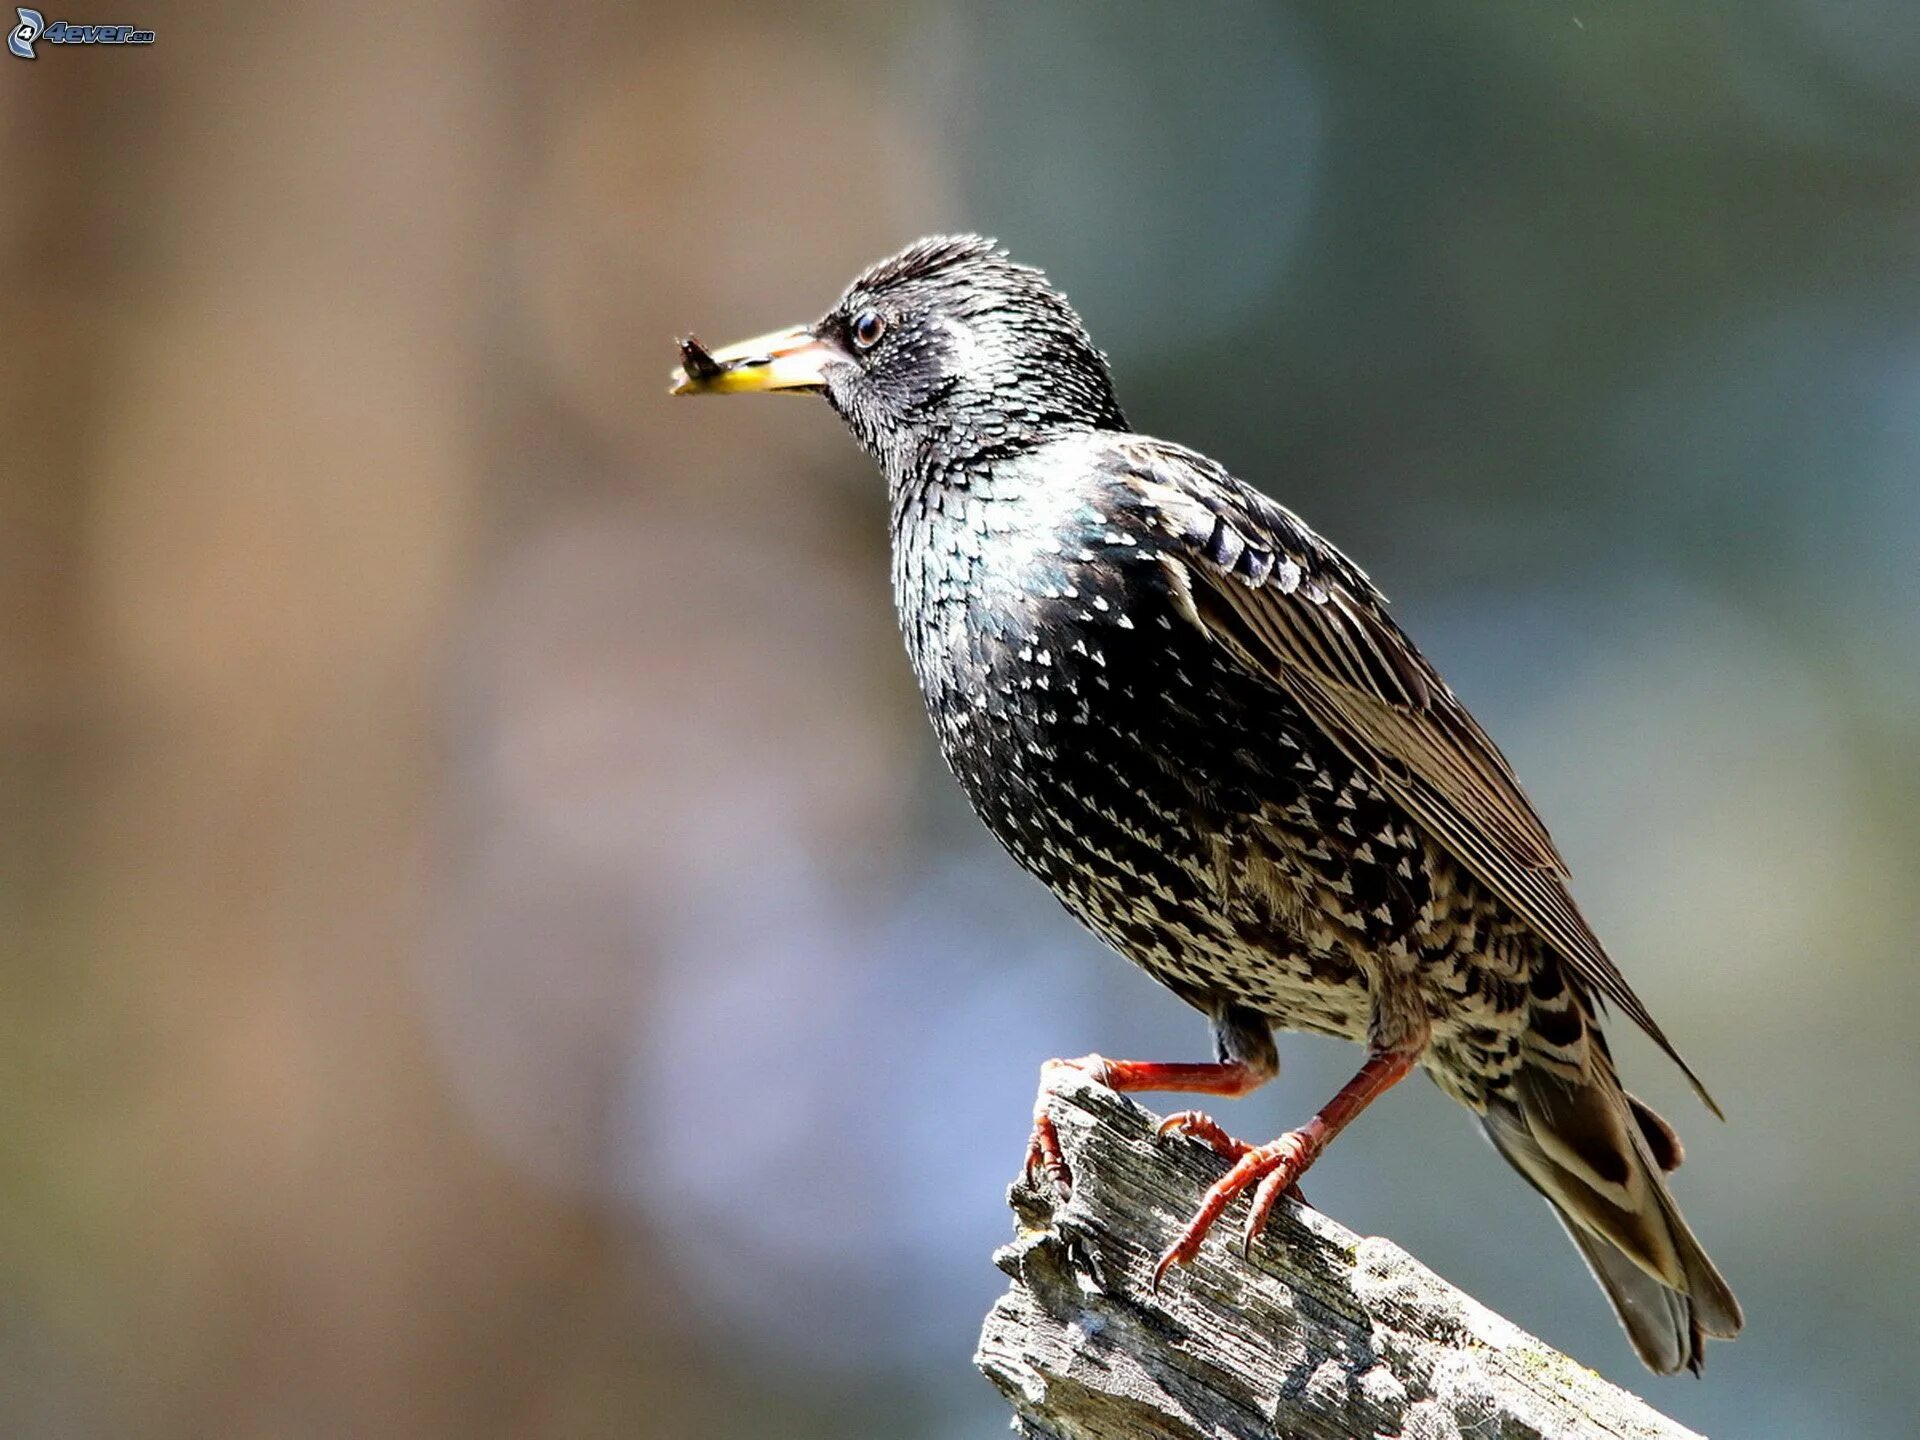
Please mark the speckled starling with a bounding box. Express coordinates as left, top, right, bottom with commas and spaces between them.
670, 236, 1742, 1374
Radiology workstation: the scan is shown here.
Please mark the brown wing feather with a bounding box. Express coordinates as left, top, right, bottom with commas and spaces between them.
1112, 438, 1720, 1116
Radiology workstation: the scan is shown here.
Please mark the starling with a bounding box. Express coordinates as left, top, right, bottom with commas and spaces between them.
670, 236, 1742, 1374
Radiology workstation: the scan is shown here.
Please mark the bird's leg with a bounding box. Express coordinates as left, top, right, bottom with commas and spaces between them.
1152, 1045, 1418, 1287
1024, 1055, 1272, 1200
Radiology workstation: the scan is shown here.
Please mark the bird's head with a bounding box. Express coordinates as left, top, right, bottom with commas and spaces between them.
671, 236, 1127, 483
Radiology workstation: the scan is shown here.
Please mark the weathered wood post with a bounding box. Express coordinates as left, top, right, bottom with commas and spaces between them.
976, 1072, 1702, 1440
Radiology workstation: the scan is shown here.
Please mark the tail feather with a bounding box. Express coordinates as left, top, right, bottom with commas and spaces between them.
1483, 1065, 1743, 1374
1625, 1090, 1685, 1173
1557, 1212, 1702, 1375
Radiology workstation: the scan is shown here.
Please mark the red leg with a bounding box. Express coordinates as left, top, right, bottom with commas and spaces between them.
1152, 1046, 1418, 1287
1024, 1054, 1271, 1199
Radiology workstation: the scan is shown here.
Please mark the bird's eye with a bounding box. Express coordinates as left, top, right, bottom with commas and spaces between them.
851, 309, 887, 351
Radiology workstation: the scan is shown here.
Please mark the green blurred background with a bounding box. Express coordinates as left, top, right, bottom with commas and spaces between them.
6, 2, 1918, 1435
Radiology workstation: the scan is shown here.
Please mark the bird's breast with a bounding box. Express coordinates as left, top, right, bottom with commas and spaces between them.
890, 485, 1379, 1028
891, 478, 1167, 769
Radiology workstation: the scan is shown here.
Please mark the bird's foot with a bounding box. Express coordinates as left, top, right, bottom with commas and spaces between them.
1022, 1055, 1113, 1200
1151, 1120, 1326, 1289
1157, 1109, 1310, 1198
1156, 1109, 1254, 1161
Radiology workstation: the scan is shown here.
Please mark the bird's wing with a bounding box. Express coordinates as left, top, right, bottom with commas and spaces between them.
1107, 437, 1718, 1115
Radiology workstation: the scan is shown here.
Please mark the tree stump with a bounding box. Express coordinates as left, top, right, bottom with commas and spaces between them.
975, 1071, 1702, 1440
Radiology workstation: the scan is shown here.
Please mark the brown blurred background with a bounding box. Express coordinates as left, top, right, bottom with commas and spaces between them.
5, 3, 1919, 1436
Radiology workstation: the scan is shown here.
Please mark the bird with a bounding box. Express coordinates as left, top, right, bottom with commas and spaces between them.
669, 235, 1742, 1374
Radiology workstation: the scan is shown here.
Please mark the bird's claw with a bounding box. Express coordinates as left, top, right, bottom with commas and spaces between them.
1023, 1113, 1074, 1200
1149, 1127, 1319, 1289
1156, 1109, 1255, 1161
1246, 1162, 1310, 1244
1150, 1232, 1202, 1291
1023, 1055, 1114, 1200
1028, 1064, 1318, 1290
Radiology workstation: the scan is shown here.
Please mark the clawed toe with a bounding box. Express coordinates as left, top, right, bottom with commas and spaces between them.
1242, 1159, 1308, 1254
1024, 1055, 1115, 1200
1151, 1127, 1322, 1285
1155, 1109, 1254, 1162
1024, 1113, 1074, 1199
1151, 1233, 1201, 1291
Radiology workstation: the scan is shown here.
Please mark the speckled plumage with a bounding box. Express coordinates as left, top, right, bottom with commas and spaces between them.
894, 430, 1532, 1098
673, 235, 1741, 1375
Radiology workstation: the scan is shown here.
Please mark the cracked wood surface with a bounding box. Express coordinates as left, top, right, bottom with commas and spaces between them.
974, 1073, 1702, 1440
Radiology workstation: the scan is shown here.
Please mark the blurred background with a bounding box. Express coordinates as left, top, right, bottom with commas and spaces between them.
6, 1, 1918, 1435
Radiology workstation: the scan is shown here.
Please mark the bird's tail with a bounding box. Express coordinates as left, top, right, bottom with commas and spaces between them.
1480, 1062, 1743, 1374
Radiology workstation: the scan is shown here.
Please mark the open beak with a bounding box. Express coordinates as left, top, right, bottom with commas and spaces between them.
668, 326, 835, 396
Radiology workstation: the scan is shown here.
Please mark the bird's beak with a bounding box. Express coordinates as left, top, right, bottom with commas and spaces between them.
669, 326, 835, 396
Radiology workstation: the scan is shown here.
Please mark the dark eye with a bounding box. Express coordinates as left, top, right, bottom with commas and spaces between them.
851, 309, 887, 350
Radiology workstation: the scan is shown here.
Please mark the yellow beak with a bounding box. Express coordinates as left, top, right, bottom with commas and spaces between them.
668, 326, 836, 396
